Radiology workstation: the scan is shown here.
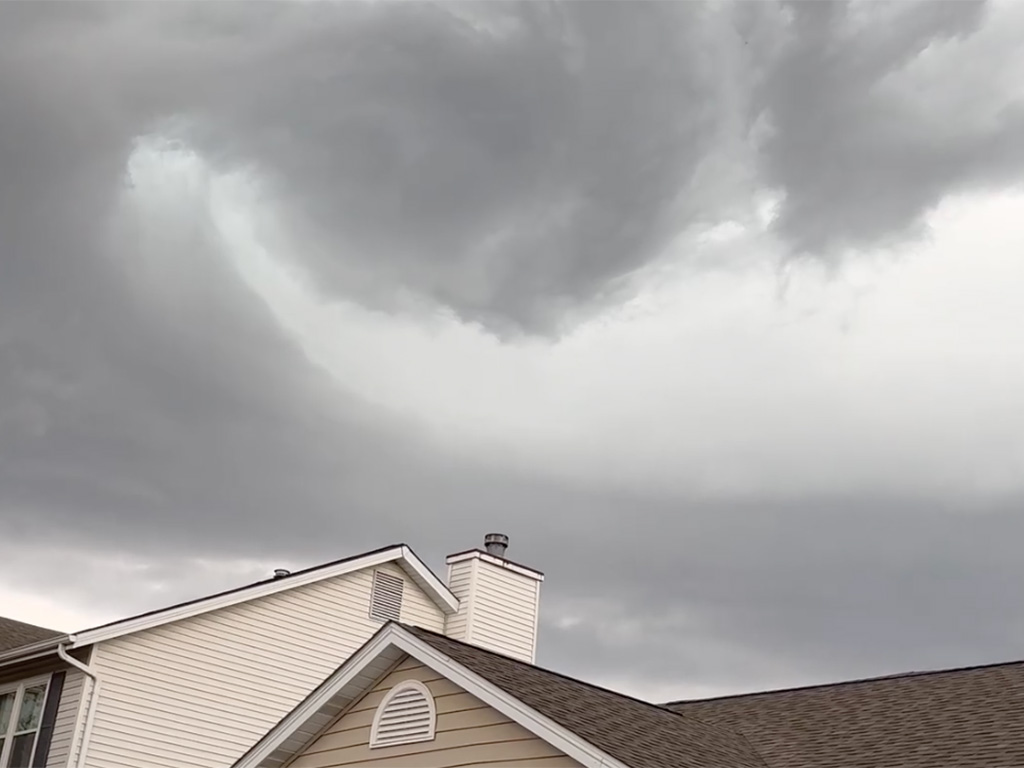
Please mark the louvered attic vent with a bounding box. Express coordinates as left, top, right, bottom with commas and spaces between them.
369, 680, 436, 748
369, 569, 404, 623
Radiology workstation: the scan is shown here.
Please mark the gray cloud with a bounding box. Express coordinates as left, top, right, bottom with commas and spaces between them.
759, 0, 1024, 255
3, 0, 1024, 702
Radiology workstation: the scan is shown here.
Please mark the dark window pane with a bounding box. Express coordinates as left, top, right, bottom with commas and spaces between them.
16, 686, 45, 733
0, 692, 14, 733
8, 732, 35, 767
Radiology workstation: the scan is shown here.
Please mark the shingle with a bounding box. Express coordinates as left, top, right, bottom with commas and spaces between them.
0, 616, 61, 654
405, 625, 767, 768
667, 660, 1024, 768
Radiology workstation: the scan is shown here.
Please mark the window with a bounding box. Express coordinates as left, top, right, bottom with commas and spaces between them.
369, 680, 436, 749
0, 678, 48, 768
369, 570, 404, 623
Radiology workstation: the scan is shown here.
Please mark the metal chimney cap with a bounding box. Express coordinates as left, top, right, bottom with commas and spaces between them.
273, 568, 291, 580
484, 533, 509, 558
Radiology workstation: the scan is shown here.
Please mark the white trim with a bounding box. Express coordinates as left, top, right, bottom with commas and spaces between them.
57, 644, 101, 768
0, 638, 68, 667
368, 679, 436, 748
444, 550, 544, 581
67, 547, 458, 649
0, 674, 51, 768
232, 624, 628, 768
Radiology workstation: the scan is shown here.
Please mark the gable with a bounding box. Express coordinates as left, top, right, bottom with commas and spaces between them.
84, 564, 446, 768
288, 655, 581, 768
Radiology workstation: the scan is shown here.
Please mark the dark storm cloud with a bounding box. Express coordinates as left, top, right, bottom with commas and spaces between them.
537, 492, 1024, 697
3, 0, 1024, 701
759, 0, 1024, 255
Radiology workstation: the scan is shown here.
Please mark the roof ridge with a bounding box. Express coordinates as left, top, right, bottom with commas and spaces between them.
665, 656, 1024, 706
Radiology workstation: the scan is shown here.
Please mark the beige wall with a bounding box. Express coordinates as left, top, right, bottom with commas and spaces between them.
288, 656, 581, 768
83, 563, 446, 768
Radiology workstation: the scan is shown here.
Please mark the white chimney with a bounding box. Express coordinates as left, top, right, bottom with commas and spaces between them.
443, 533, 543, 663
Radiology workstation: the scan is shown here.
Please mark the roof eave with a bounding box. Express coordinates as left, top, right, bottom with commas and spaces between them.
68, 546, 458, 650
234, 624, 629, 768
0, 635, 70, 668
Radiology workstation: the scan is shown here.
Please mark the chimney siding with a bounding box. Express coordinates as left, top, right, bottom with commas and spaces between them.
443, 545, 542, 663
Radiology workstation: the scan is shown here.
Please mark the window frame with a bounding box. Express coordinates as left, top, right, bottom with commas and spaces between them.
0, 676, 50, 768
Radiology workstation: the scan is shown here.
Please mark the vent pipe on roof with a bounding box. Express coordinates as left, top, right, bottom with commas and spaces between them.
483, 533, 509, 558
273, 568, 291, 580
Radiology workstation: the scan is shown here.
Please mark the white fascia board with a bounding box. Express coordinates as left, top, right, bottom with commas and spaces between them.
444, 550, 545, 581
397, 545, 460, 614
69, 547, 457, 649
236, 624, 628, 768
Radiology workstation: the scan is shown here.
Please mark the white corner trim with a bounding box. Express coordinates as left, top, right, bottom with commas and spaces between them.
444, 550, 544, 581
69, 547, 457, 649
233, 624, 628, 768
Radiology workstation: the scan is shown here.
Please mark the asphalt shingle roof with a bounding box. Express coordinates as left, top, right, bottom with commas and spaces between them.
406, 625, 767, 768
667, 660, 1024, 768
0, 616, 61, 654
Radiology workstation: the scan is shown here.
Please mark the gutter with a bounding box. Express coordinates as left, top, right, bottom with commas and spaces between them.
57, 641, 101, 768
0, 636, 67, 667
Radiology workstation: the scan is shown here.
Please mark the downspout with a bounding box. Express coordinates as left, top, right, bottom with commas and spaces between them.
56, 642, 100, 768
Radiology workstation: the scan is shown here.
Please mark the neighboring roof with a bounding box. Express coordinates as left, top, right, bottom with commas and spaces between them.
234, 622, 767, 768
667, 659, 1024, 768
406, 626, 767, 768
0, 543, 458, 665
0, 617, 61, 654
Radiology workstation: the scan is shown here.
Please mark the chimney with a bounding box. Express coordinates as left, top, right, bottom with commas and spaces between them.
443, 533, 543, 663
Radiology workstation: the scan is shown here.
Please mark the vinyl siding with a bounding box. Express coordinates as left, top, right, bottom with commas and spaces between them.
83, 563, 445, 768
441, 560, 472, 642
46, 668, 85, 768
470, 564, 540, 663
288, 657, 581, 768
444, 557, 540, 663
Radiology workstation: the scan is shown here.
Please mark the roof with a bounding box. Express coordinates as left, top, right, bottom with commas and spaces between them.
406, 626, 768, 768
0, 617, 61, 654
0, 543, 457, 665
235, 621, 767, 768
666, 659, 1024, 768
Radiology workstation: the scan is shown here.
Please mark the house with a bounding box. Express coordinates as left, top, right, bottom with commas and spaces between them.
230, 554, 1024, 768
8, 534, 1024, 768
0, 535, 543, 768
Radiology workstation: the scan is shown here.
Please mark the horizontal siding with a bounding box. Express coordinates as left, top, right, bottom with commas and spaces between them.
289, 659, 579, 768
83, 562, 445, 768
446, 558, 539, 663
442, 560, 473, 642
46, 668, 85, 768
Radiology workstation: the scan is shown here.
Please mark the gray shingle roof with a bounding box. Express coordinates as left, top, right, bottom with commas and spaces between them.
406, 625, 768, 768
667, 660, 1024, 768
0, 616, 61, 654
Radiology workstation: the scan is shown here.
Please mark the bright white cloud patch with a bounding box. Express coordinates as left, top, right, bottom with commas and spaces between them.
201, 167, 1024, 501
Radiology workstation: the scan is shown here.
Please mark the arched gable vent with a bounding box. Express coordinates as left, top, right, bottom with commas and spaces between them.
369, 680, 437, 749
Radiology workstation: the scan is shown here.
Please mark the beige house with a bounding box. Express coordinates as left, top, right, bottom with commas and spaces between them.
7, 533, 1024, 768
0, 536, 541, 768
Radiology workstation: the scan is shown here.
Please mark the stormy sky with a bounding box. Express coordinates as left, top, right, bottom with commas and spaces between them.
3, 0, 1024, 701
